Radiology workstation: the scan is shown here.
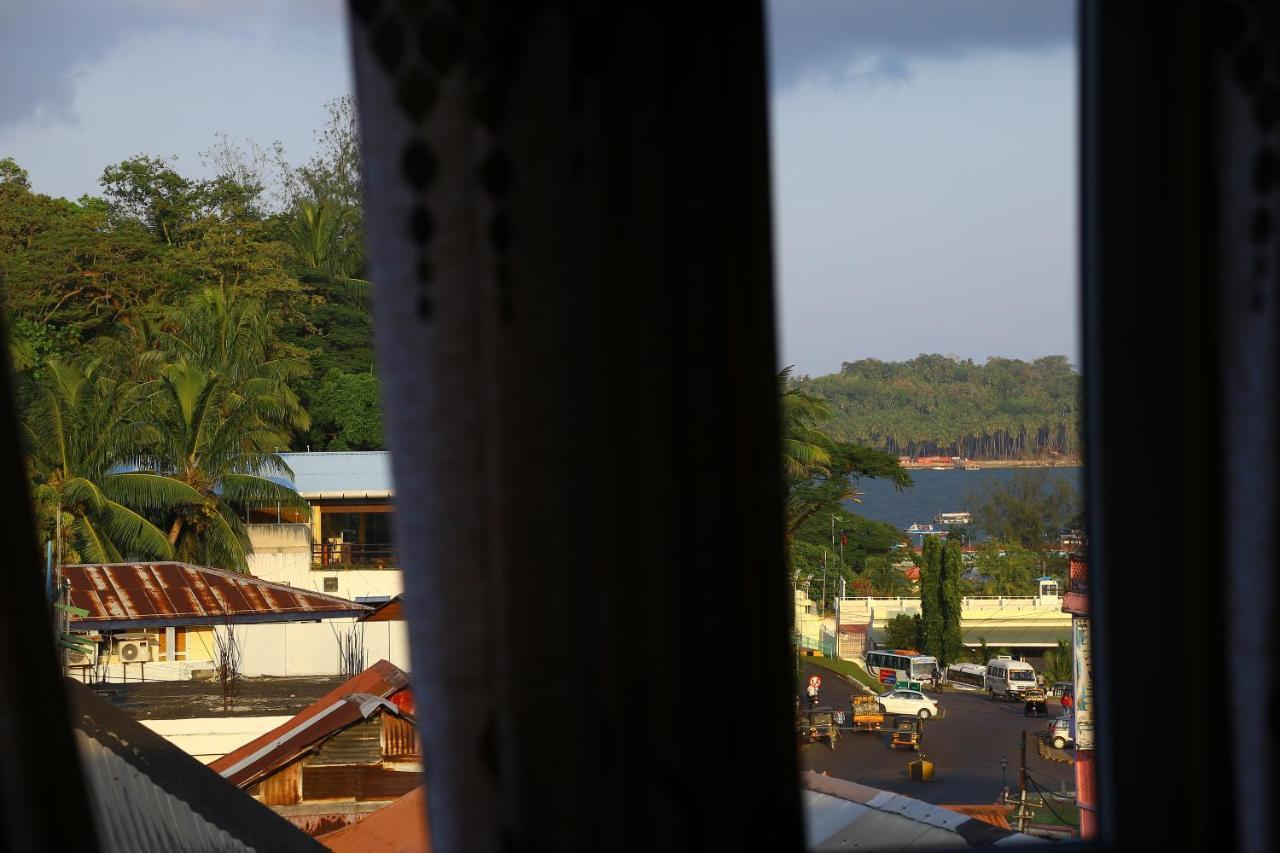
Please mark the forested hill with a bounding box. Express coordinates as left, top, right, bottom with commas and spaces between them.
793, 355, 1081, 460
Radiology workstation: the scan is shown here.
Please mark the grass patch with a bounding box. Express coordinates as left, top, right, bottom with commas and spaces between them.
799, 654, 883, 693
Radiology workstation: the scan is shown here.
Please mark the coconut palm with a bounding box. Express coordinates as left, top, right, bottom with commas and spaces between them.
24, 359, 199, 563
132, 360, 309, 571
281, 199, 368, 304
157, 287, 310, 430
779, 366, 834, 477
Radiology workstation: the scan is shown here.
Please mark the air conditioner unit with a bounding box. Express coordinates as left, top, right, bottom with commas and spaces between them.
66, 644, 98, 667
118, 639, 152, 663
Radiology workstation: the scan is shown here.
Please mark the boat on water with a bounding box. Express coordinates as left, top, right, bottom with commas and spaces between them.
930, 465, 948, 470
964, 463, 981, 470
934, 511, 972, 526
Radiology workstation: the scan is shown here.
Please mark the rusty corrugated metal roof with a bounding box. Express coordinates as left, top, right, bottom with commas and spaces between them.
210, 660, 413, 789
316, 786, 430, 853
359, 595, 404, 622
67, 678, 323, 852
64, 562, 370, 630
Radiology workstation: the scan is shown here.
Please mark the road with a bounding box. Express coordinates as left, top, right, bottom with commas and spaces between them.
799, 663, 1075, 806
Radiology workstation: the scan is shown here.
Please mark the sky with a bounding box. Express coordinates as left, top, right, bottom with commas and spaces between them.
0, 1, 1077, 378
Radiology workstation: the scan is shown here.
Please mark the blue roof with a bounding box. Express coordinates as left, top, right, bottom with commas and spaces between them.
276, 451, 394, 497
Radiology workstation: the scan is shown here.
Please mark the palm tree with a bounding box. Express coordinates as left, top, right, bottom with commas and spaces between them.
24, 359, 198, 563
157, 288, 310, 430
779, 366, 833, 478
281, 199, 368, 303
135, 360, 309, 571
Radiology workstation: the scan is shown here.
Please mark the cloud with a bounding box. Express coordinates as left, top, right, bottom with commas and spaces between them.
0, 0, 342, 129
767, 0, 1074, 89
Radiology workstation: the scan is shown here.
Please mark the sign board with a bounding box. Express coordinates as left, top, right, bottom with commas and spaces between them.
1072, 616, 1095, 750
879, 668, 896, 685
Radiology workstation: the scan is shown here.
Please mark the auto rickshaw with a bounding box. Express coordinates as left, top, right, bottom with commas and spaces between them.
890, 715, 922, 751
796, 707, 839, 750
1023, 687, 1048, 717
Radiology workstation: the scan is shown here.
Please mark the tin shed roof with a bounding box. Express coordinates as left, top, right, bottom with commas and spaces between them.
315, 786, 430, 852
67, 678, 323, 852
274, 451, 394, 499
65, 562, 370, 630
210, 660, 413, 788
800, 772, 1041, 848
360, 595, 404, 622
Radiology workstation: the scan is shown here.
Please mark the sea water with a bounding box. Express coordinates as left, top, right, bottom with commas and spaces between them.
844, 466, 1083, 532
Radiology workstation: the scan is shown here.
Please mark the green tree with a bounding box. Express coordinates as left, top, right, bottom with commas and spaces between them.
940, 539, 964, 665
23, 359, 197, 563
883, 613, 923, 651
970, 468, 1080, 558
973, 542, 1041, 596
918, 537, 944, 659
307, 368, 385, 450
135, 361, 308, 571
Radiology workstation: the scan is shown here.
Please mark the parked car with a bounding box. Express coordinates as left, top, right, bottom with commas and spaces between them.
877, 688, 940, 719
1048, 716, 1074, 750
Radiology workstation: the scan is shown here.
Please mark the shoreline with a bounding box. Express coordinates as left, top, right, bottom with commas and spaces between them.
900, 459, 1082, 470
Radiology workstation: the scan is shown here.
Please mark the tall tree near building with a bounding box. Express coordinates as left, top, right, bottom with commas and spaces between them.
918, 536, 944, 659
23, 359, 196, 563
940, 539, 965, 665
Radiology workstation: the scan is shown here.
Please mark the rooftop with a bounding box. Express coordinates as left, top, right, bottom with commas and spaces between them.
67, 678, 323, 852
274, 451, 394, 499
315, 786, 430, 853
65, 562, 370, 631
210, 659, 413, 788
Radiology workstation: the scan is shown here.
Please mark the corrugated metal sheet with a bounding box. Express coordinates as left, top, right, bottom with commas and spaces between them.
211, 660, 412, 788
308, 717, 382, 766
67, 679, 323, 852
360, 596, 404, 622
275, 451, 394, 498
800, 772, 1043, 849
64, 562, 371, 629
315, 787, 431, 853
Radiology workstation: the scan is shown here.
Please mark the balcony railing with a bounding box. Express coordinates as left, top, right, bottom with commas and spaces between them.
312, 543, 398, 570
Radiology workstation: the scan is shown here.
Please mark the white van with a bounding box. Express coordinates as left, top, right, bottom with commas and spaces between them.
985, 657, 1038, 701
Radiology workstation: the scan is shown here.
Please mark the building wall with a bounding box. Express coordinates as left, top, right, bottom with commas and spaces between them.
232, 620, 413, 677
245, 523, 404, 602
140, 716, 294, 764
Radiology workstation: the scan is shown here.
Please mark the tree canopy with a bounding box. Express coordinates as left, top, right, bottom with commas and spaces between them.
795, 354, 1081, 461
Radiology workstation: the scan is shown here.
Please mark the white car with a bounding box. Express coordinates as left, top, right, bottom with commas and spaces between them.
1048, 716, 1074, 750
877, 688, 940, 719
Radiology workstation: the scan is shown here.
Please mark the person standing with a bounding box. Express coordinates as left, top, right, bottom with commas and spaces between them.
1061, 691, 1073, 714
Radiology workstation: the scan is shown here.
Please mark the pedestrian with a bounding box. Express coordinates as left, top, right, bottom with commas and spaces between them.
834, 706, 846, 727
1061, 691, 1073, 714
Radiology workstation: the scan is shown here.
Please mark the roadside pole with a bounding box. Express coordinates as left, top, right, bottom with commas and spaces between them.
1063, 553, 1097, 840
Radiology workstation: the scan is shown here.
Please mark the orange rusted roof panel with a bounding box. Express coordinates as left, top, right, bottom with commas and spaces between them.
316, 786, 429, 853
64, 562, 370, 629
210, 660, 413, 788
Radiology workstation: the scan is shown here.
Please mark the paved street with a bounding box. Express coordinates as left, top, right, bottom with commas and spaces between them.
799, 663, 1075, 806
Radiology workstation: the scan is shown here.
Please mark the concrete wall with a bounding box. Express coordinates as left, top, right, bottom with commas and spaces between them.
231, 619, 412, 677
140, 716, 293, 764
245, 523, 405, 602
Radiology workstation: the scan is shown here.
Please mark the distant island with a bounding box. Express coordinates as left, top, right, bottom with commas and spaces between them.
791, 354, 1080, 463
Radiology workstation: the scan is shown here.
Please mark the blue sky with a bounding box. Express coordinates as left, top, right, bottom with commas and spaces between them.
0, 1, 1077, 378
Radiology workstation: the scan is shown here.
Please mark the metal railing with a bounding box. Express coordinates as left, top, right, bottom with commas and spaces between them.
311, 543, 398, 570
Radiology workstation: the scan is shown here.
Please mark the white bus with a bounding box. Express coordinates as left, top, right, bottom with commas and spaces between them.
985, 657, 1038, 700
944, 662, 988, 690
865, 649, 939, 688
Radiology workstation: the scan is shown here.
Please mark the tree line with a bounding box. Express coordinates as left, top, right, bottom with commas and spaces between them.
0, 98, 383, 571
794, 354, 1081, 460
0, 97, 383, 456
